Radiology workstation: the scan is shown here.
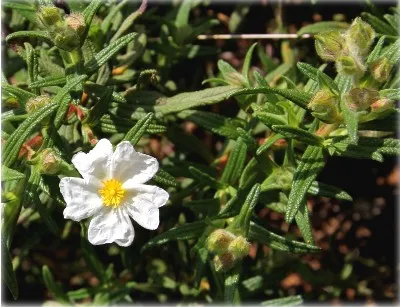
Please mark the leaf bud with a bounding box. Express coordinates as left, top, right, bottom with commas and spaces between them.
308, 89, 340, 124
227, 235, 250, 259
345, 88, 379, 112
315, 31, 345, 62
213, 253, 236, 272
370, 57, 392, 82
346, 17, 375, 56
370, 98, 394, 113
206, 229, 236, 255
25, 95, 51, 113
225, 72, 247, 87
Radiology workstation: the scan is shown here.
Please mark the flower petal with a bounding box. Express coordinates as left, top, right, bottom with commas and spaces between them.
72, 139, 113, 180
124, 184, 169, 230
60, 177, 103, 221
111, 141, 158, 184
88, 207, 134, 247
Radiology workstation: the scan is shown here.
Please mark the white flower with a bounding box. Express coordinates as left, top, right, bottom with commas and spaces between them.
59, 139, 169, 247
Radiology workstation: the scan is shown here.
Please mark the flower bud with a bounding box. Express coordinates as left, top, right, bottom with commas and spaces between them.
53, 27, 80, 51
315, 31, 345, 62
336, 54, 365, 77
213, 253, 236, 272
25, 95, 51, 113
227, 236, 250, 258
346, 17, 375, 56
345, 88, 379, 111
37, 7, 62, 27
308, 89, 340, 124
370, 58, 392, 82
370, 98, 394, 113
206, 229, 236, 255
65, 13, 86, 38
39, 148, 63, 175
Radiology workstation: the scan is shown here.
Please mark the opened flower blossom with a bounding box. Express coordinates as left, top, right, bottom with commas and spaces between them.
59, 139, 169, 246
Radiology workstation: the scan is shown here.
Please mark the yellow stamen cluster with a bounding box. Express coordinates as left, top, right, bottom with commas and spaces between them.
99, 179, 126, 208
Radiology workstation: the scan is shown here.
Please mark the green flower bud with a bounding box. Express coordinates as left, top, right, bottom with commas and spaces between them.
336, 54, 365, 77
315, 31, 345, 62
25, 95, 51, 113
206, 229, 236, 254
370, 98, 394, 113
65, 13, 86, 38
53, 27, 80, 51
308, 89, 340, 124
345, 88, 379, 112
370, 58, 392, 82
346, 17, 375, 56
39, 148, 63, 175
213, 253, 236, 272
37, 7, 62, 27
227, 236, 250, 258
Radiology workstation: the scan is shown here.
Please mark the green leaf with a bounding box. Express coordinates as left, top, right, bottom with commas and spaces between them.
262, 295, 303, 306
230, 184, 261, 236
367, 35, 386, 64
2, 84, 35, 108
123, 113, 154, 145
361, 12, 397, 36
224, 265, 241, 304
84, 33, 138, 75
2, 166, 25, 181
3, 1, 36, 22
234, 87, 312, 109
297, 62, 339, 95
42, 265, 70, 304
85, 86, 113, 126
272, 125, 323, 146
248, 222, 320, 253
2, 237, 18, 300
83, 0, 103, 28
2, 192, 23, 247
242, 42, 257, 85
141, 221, 207, 252
151, 168, 178, 188
221, 137, 248, 185
189, 166, 224, 190
294, 200, 314, 244
6, 31, 53, 44
3, 103, 58, 167
297, 21, 349, 35
155, 85, 242, 115
80, 224, 106, 283
29, 76, 67, 89
286, 146, 325, 223
54, 75, 87, 128
335, 74, 353, 95
379, 88, 400, 100
380, 39, 400, 64
340, 98, 359, 144
252, 104, 287, 127
178, 110, 245, 140
308, 181, 352, 201
256, 134, 283, 155
175, 0, 192, 28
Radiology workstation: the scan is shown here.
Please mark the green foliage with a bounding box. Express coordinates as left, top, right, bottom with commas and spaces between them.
2, 1, 398, 304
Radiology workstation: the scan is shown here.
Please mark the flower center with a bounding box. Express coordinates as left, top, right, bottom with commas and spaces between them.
98, 179, 126, 208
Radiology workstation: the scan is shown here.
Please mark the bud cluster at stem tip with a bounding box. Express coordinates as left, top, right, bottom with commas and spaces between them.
206, 229, 250, 272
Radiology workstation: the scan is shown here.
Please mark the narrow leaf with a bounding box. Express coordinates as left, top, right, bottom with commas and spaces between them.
221, 137, 248, 185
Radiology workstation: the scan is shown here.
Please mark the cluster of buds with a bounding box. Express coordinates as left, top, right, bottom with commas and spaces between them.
206, 229, 250, 272
315, 17, 375, 78
370, 57, 393, 83
37, 6, 86, 51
